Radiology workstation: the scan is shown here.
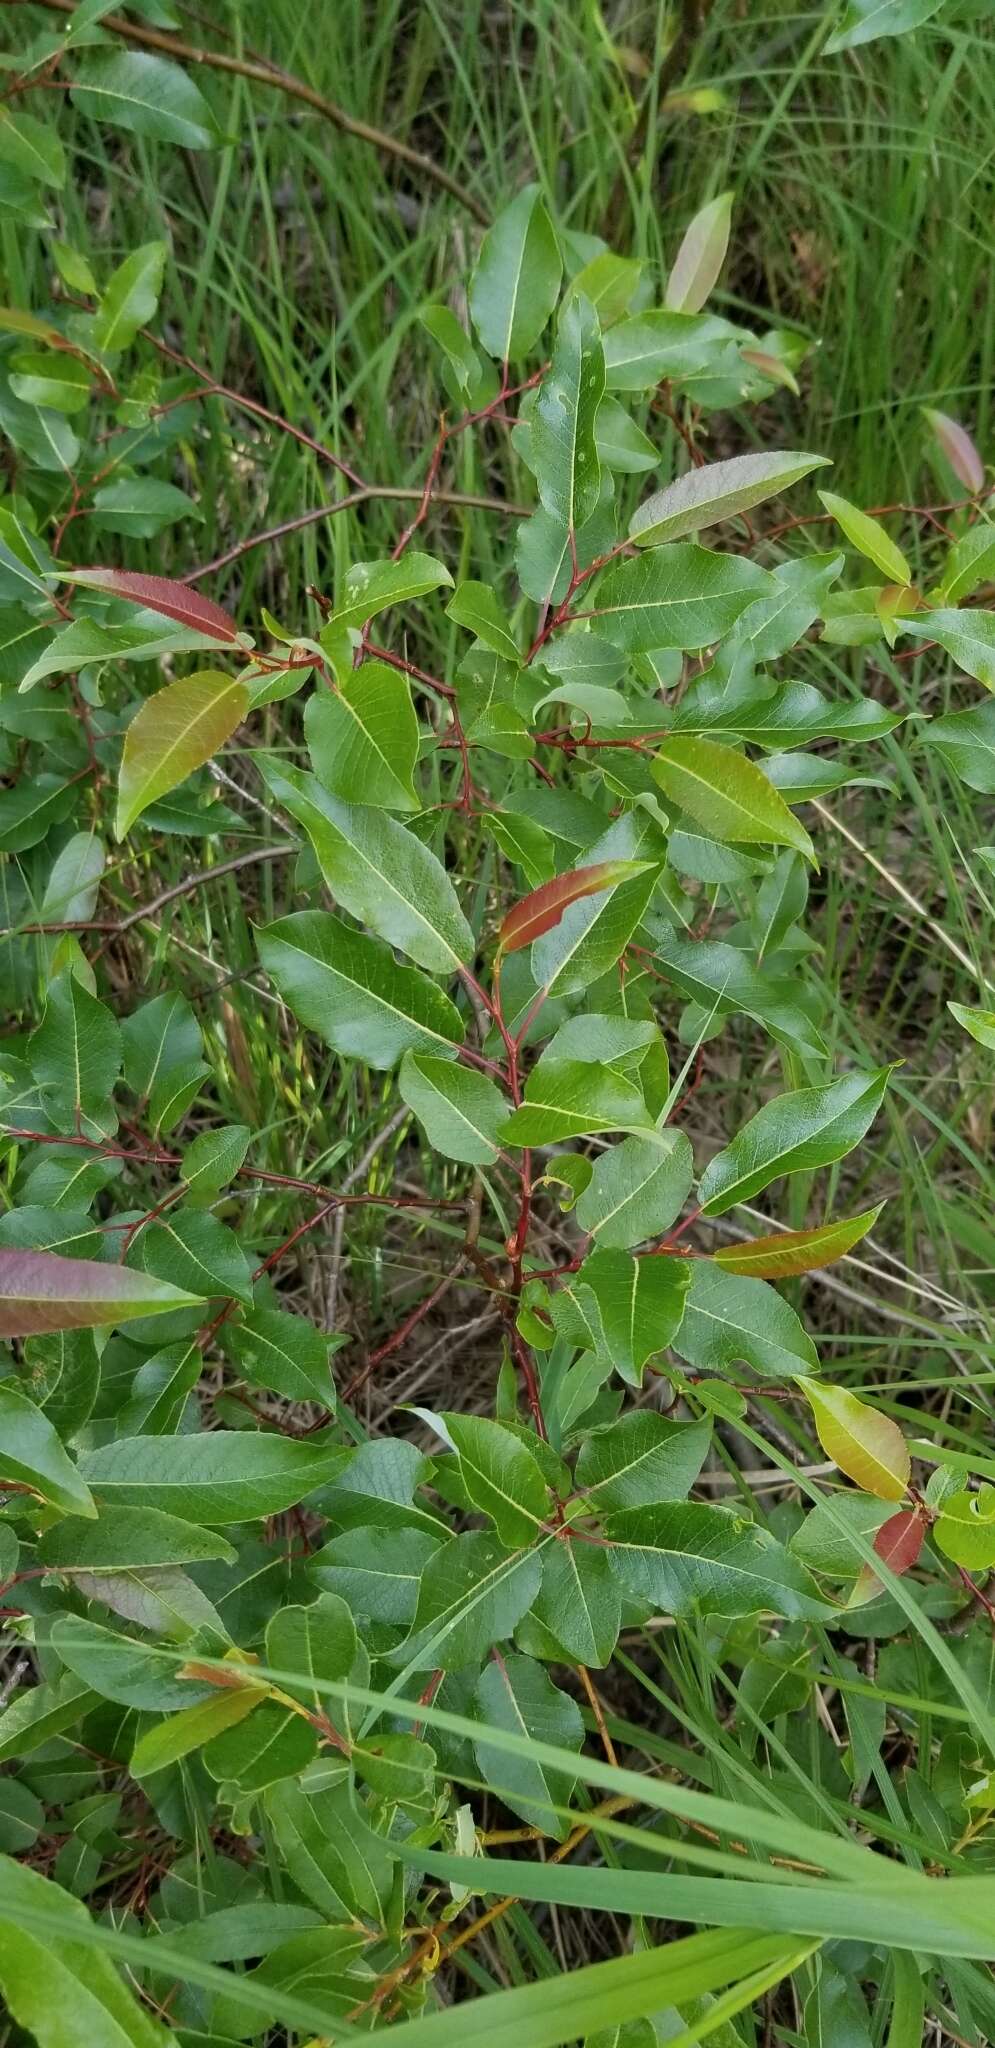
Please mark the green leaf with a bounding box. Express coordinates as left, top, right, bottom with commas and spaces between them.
131, 1687, 262, 1778
180, 1123, 250, 1196
0, 1673, 95, 1765
139, 1208, 253, 1306
90, 240, 167, 352
565, 251, 643, 325
938, 522, 995, 604
531, 826, 661, 998
393, 1530, 544, 1671
533, 294, 605, 529
919, 700, 995, 793
328, 551, 452, 633
595, 395, 658, 472
227, 1305, 335, 1406
665, 192, 733, 312
670, 678, 900, 748
399, 1051, 507, 1164
0, 775, 76, 854
70, 53, 222, 150
575, 1410, 712, 1511
40, 832, 105, 925
0, 1781, 43, 1855
0, 1248, 201, 1337
420, 303, 488, 402
19, 616, 227, 692
796, 1378, 910, 1501
473, 1655, 583, 1839
0, 1382, 95, 1518
575, 1130, 693, 1247
203, 1699, 318, 1792
121, 990, 202, 1097
116, 670, 247, 838
39, 1505, 236, 1570
561, 1246, 691, 1386
50, 1614, 215, 1712
652, 735, 815, 859
266, 1593, 357, 1712
606, 1501, 826, 1619
699, 1067, 892, 1215
948, 1001, 995, 1050
671, 1262, 819, 1378
818, 490, 911, 584
446, 580, 521, 662
304, 659, 420, 810
899, 608, 995, 690
630, 452, 828, 547
591, 545, 771, 651
0, 1853, 168, 2047
933, 1486, 995, 1570
29, 974, 121, 1140
714, 1203, 884, 1278
260, 758, 472, 973
266, 1777, 392, 1926
309, 1526, 443, 1623
826, 0, 947, 55
603, 309, 738, 390
91, 476, 198, 539
469, 183, 562, 362
79, 1431, 350, 1522
10, 352, 92, 414
499, 1058, 655, 1146
790, 1493, 890, 1578
0, 110, 65, 189
532, 1541, 622, 1667
441, 1413, 549, 1545
257, 911, 464, 1068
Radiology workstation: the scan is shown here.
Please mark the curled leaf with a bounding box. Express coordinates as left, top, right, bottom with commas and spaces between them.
933, 1486, 995, 1571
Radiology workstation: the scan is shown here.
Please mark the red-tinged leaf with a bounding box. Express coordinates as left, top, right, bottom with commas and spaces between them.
0, 1248, 203, 1336
872, 1509, 925, 1575
796, 1377, 910, 1502
923, 409, 985, 494
64, 568, 242, 645
740, 348, 799, 397
497, 860, 653, 955
713, 1203, 883, 1280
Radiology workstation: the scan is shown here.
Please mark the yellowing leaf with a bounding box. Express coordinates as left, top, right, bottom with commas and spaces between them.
714, 1203, 884, 1279
116, 670, 248, 839
796, 1377, 910, 1501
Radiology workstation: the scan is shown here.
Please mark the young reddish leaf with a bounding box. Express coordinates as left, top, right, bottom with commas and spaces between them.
0, 1248, 202, 1335
872, 1509, 925, 1575
848, 1510, 925, 1608
497, 860, 653, 955
923, 409, 985, 494
65, 568, 242, 645
796, 1377, 910, 1502
713, 1202, 884, 1279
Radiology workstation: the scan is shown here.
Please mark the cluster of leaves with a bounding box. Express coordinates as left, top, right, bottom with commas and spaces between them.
1, 15, 995, 2047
